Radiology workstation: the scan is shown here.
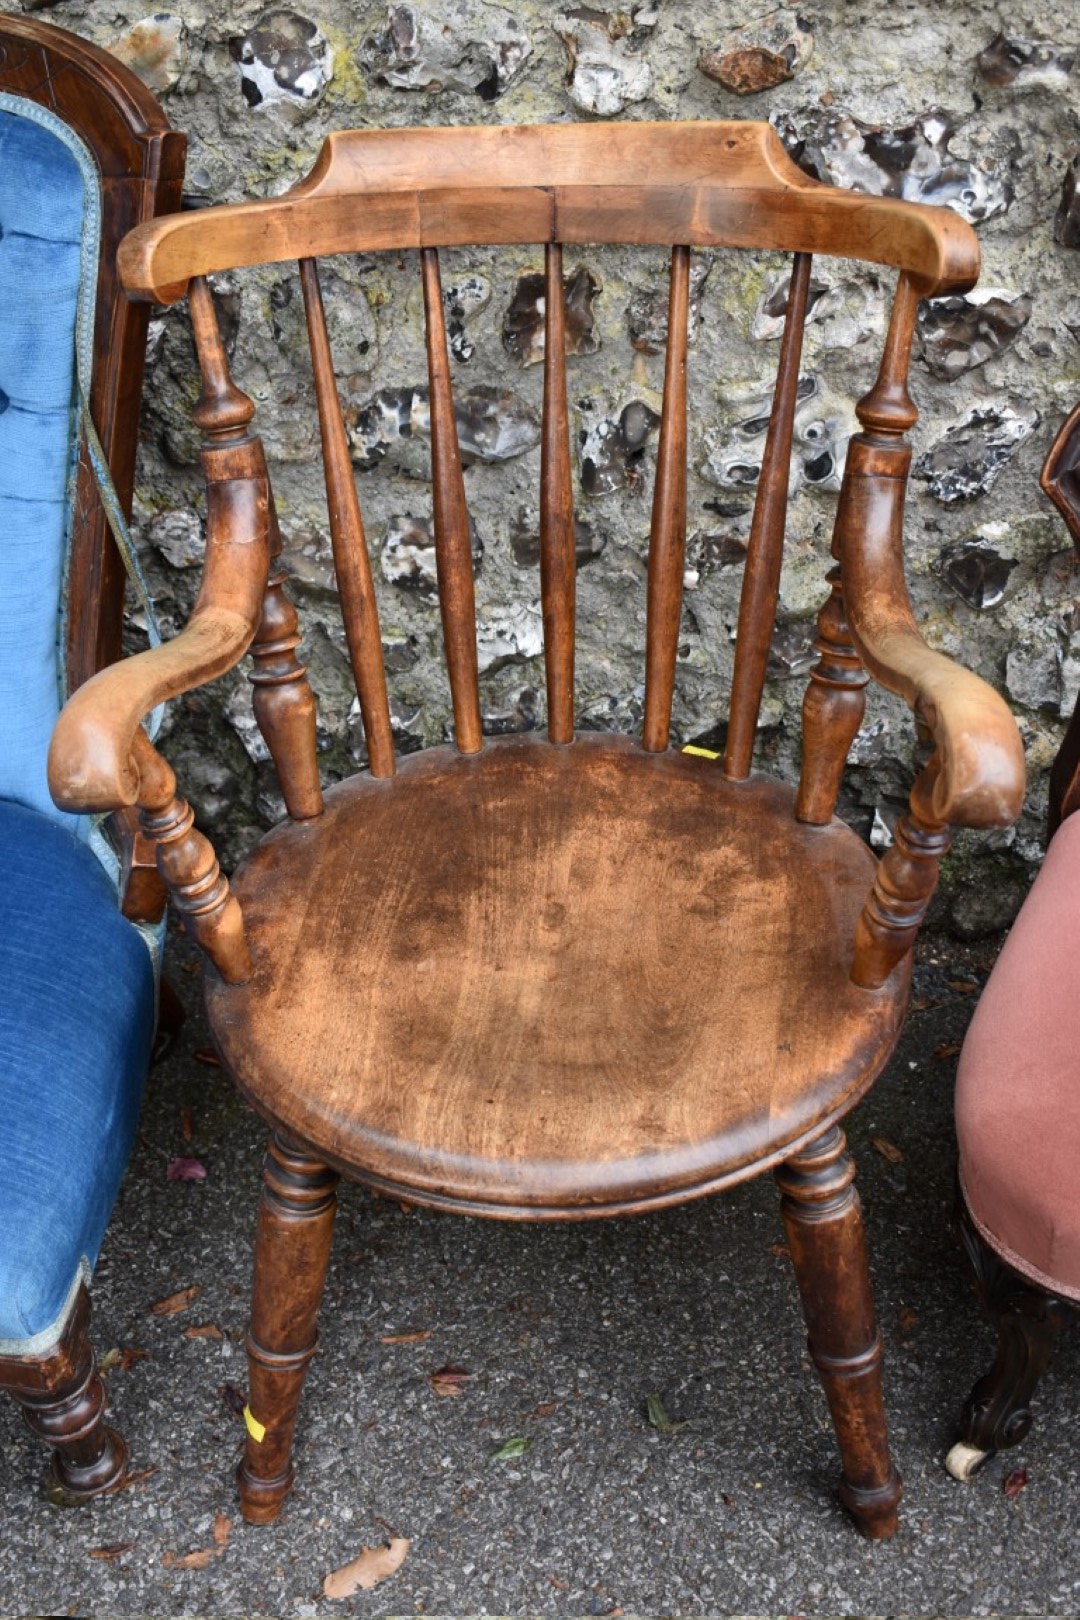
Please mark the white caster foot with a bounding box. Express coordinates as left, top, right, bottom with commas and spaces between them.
945, 1439, 990, 1481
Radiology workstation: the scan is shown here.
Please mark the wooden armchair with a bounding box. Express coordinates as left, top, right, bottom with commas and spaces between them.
49, 121, 1024, 1536
0, 17, 184, 1498
945, 406, 1080, 1482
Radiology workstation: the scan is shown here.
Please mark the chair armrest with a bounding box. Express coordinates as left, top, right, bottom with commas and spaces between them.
48, 439, 271, 815
838, 440, 1025, 830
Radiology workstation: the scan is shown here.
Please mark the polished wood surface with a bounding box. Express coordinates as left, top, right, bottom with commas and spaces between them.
208, 735, 907, 1215
539, 242, 576, 746
117, 122, 979, 306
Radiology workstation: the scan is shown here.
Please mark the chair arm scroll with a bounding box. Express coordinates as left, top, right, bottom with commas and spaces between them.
838, 438, 1025, 831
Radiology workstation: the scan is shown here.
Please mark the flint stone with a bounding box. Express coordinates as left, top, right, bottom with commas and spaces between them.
1054, 156, 1080, 249
350, 694, 424, 761
936, 536, 1019, 609
977, 32, 1074, 91
381, 512, 484, 597
360, 2, 532, 99
477, 603, 544, 672
683, 531, 747, 589
627, 256, 712, 354
767, 622, 816, 679
231, 11, 333, 113
149, 508, 203, 570
444, 274, 491, 362
914, 401, 1038, 503
555, 11, 654, 118
579, 400, 661, 496
224, 683, 271, 764
703, 375, 854, 495
772, 105, 1014, 224
482, 686, 539, 734
352, 384, 540, 474
511, 511, 607, 569
503, 265, 600, 368
847, 718, 890, 767
751, 266, 885, 349
917, 289, 1032, 380
110, 14, 189, 93
699, 7, 813, 96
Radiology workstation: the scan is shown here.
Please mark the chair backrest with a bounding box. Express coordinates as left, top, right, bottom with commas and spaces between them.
0, 18, 184, 830
117, 121, 978, 814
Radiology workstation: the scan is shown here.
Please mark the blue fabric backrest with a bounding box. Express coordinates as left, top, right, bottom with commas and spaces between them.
0, 103, 91, 832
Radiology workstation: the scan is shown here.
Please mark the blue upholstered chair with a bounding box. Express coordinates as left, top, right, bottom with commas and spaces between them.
0, 18, 184, 1499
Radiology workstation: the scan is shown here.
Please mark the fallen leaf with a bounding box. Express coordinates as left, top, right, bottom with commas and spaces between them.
898, 1306, 920, 1336
89, 1542, 136, 1561
100, 1346, 149, 1372
720, 1492, 734, 1507
870, 1135, 905, 1166
947, 978, 980, 995
909, 995, 941, 1013
768, 1241, 790, 1259
193, 1046, 223, 1068
430, 1364, 471, 1397
180, 1105, 194, 1143
532, 1401, 559, 1418
379, 1330, 431, 1345
646, 1392, 689, 1435
1003, 1466, 1029, 1499
163, 1547, 216, 1570
933, 1040, 963, 1061
167, 1157, 208, 1183
547, 1575, 570, 1592
213, 1511, 232, 1548
490, 1435, 532, 1461
323, 1538, 410, 1598
150, 1284, 199, 1316
114, 1465, 158, 1494
219, 1383, 246, 1418
184, 1322, 223, 1341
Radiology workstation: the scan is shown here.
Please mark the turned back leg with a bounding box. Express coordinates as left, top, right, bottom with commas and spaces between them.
8, 1286, 128, 1503
775, 1125, 902, 1539
238, 1134, 339, 1525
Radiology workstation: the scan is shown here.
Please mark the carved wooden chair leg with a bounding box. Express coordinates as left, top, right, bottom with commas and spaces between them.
946, 1203, 1077, 1481
9, 1290, 128, 1504
238, 1134, 339, 1525
775, 1125, 902, 1539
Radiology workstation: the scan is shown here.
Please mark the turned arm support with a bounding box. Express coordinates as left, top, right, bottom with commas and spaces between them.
838, 439, 1025, 832
48, 437, 271, 815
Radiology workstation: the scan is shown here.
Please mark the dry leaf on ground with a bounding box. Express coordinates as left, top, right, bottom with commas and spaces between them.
491, 1435, 532, 1460
1003, 1466, 1029, 1499
870, 1135, 905, 1166
213, 1512, 232, 1548
947, 978, 980, 995
645, 1392, 688, 1435
89, 1543, 135, 1562
898, 1306, 920, 1336
532, 1401, 559, 1418
193, 1046, 223, 1068
167, 1157, 208, 1182
180, 1105, 194, 1143
100, 1346, 149, 1373
933, 1040, 963, 1061
150, 1285, 199, 1316
430, 1364, 471, 1397
183, 1322, 223, 1341
323, 1538, 410, 1598
163, 1548, 216, 1570
380, 1330, 431, 1345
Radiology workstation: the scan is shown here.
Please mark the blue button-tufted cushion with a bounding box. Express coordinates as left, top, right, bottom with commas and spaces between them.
0, 105, 90, 831
0, 800, 156, 1349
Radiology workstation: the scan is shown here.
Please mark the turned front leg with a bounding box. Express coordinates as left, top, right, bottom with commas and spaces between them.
775, 1126, 902, 1539
852, 761, 950, 989
238, 1135, 339, 1525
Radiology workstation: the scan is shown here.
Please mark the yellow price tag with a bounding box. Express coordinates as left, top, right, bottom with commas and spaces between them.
243, 1405, 266, 1443
681, 745, 720, 760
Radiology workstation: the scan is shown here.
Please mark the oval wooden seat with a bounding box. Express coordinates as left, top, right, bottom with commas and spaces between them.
207, 734, 907, 1217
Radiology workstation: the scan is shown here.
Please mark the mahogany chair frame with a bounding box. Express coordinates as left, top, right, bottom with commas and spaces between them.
0, 16, 185, 1499
945, 406, 1080, 1481
48, 120, 1025, 1536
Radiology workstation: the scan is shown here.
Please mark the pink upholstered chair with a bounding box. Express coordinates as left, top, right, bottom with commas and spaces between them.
947, 405, 1080, 1480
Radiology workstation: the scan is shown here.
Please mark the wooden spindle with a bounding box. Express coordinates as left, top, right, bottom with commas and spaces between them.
190, 276, 254, 441
642, 245, 691, 753
723, 252, 813, 780
421, 247, 483, 755
540, 242, 576, 745
851, 762, 951, 988
795, 565, 868, 825
249, 487, 324, 818
300, 258, 395, 779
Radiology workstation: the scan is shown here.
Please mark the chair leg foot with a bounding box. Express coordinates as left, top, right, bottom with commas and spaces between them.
238, 1134, 338, 1526
776, 1125, 902, 1540
952, 1201, 1076, 1474
10, 1295, 129, 1504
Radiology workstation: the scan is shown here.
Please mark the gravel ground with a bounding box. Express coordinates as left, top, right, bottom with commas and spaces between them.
2, 926, 1076, 1620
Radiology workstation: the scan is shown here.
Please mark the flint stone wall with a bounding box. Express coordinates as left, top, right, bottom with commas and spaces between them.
14, 0, 1080, 934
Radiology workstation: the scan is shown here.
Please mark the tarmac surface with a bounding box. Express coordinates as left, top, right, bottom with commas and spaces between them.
2, 924, 1077, 1619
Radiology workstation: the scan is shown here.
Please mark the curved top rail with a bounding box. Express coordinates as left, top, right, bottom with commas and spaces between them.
118, 120, 979, 304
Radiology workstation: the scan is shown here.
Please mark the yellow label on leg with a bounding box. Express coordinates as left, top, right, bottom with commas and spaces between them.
243, 1405, 266, 1443
681, 744, 720, 760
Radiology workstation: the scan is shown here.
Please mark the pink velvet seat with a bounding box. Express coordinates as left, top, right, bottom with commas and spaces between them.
956, 809, 1080, 1301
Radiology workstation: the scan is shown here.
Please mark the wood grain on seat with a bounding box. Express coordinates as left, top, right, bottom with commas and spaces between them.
207, 735, 907, 1216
